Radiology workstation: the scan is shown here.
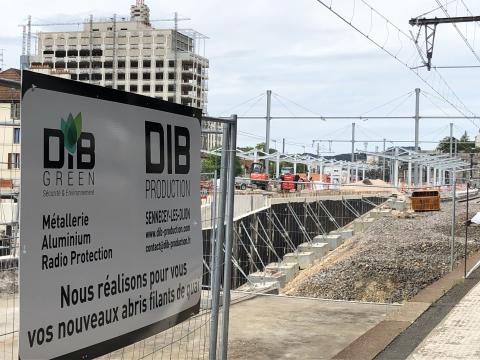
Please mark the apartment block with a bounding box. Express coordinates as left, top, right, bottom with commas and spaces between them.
28, 1, 220, 149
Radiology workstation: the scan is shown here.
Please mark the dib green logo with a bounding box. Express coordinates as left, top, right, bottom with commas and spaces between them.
60, 113, 82, 154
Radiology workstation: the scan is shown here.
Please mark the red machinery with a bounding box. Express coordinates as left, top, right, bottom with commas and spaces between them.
249, 162, 269, 190
280, 167, 296, 191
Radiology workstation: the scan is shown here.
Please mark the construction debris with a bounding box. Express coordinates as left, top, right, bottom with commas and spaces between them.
283, 202, 480, 303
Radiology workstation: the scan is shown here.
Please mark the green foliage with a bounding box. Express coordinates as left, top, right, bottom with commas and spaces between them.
437, 132, 476, 153
201, 154, 244, 176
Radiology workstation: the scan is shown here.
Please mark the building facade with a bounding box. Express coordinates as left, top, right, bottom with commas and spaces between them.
0, 68, 21, 189
29, 0, 221, 149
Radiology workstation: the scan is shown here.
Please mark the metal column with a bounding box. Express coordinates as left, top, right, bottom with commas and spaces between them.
220, 116, 237, 360
414, 88, 420, 185
265, 90, 272, 174
351, 122, 356, 162
209, 124, 231, 360
450, 174, 456, 271
382, 138, 386, 182
450, 123, 453, 157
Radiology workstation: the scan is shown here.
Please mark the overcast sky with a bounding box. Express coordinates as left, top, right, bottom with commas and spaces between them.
2, 0, 480, 154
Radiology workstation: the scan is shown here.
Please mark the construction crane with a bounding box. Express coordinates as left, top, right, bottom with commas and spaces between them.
409, 15, 480, 71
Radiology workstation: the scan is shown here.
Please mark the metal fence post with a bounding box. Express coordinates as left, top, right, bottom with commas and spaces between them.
220, 116, 237, 360
209, 122, 231, 360
450, 175, 456, 272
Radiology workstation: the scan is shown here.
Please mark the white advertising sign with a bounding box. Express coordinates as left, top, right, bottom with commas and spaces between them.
20, 71, 202, 359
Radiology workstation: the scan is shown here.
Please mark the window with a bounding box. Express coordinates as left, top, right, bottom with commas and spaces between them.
155, 85, 163, 92
55, 50, 66, 57
130, 73, 138, 80
118, 61, 126, 68
168, 85, 175, 92
10, 103, 20, 120
130, 60, 138, 68
169, 60, 175, 67
118, 73, 125, 80
143, 72, 150, 80
13, 128, 20, 144
156, 60, 164, 67
130, 85, 137, 92
91, 73, 102, 80
70, 74, 78, 80
91, 49, 103, 56
155, 72, 163, 80
118, 85, 125, 91
143, 85, 150, 92
168, 72, 175, 80
105, 73, 113, 80
104, 61, 113, 68
79, 73, 89, 81
143, 60, 151, 68
7, 153, 20, 169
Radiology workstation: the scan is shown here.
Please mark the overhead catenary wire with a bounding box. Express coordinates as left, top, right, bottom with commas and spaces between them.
421, 92, 451, 117
434, 0, 480, 65
360, 90, 414, 116
217, 93, 265, 117
313, 0, 478, 122
272, 92, 326, 119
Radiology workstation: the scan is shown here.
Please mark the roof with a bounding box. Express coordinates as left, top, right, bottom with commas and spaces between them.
0, 68, 21, 102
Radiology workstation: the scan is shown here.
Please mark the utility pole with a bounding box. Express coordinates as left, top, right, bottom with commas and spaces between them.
351, 122, 355, 162
282, 138, 285, 153
382, 138, 386, 182
414, 88, 420, 185
265, 90, 272, 174
450, 123, 453, 157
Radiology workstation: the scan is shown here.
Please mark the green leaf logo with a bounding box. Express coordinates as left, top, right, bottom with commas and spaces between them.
60, 113, 82, 154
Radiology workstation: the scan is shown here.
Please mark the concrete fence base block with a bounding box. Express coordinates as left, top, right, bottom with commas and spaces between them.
353, 220, 364, 233
338, 229, 354, 240
363, 217, 375, 229
392, 199, 406, 211
265, 262, 299, 283
313, 234, 329, 243
298, 242, 329, 260
380, 208, 392, 216
368, 209, 381, 219
283, 252, 314, 269
248, 271, 287, 288
324, 234, 343, 249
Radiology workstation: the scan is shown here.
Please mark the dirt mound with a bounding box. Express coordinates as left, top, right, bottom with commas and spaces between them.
342, 178, 399, 194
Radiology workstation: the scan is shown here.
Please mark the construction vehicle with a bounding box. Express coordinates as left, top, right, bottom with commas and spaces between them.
249, 162, 269, 190
280, 167, 296, 191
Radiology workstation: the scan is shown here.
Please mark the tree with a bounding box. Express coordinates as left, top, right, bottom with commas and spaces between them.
437, 132, 475, 153
201, 154, 243, 176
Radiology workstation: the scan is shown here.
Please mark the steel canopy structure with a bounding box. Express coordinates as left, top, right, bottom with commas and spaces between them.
203, 147, 379, 185
362, 147, 470, 189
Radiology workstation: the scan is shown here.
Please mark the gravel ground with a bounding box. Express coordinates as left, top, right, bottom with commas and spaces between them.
283, 201, 480, 303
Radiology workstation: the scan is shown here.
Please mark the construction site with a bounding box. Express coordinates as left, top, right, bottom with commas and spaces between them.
2, 0, 480, 359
